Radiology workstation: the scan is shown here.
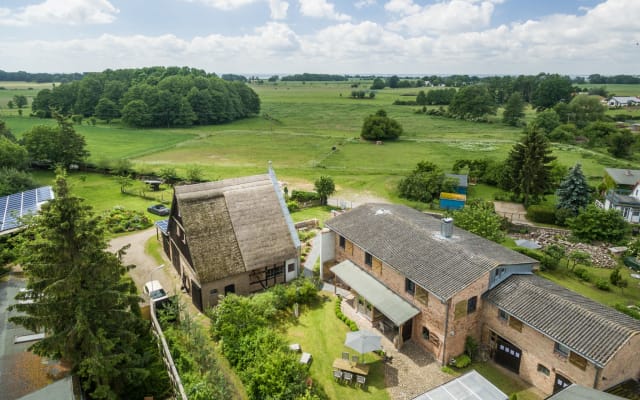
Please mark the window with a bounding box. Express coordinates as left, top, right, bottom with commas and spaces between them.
498, 309, 508, 321
537, 364, 550, 376
339, 235, 345, 249
554, 342, 570, 357
467, 296, 477, 314
569, 352, 587, 370
509, 316, 523, 332
365, 252, 372, 267
287, 263, 295, 273
405, 278, 415, 295
422, 326, 430, 340
266, 265, 284, 280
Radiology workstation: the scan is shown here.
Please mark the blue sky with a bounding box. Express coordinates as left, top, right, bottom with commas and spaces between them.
0, 0, 638, 75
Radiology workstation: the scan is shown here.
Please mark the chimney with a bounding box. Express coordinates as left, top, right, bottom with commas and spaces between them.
441, 217, 453, 238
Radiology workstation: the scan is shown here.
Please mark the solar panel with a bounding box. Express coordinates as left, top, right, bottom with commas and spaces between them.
0, 186, 54, 234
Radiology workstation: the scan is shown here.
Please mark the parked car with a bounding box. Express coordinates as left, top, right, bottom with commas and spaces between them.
143, 280, 169, 304
147, 204, 170, 216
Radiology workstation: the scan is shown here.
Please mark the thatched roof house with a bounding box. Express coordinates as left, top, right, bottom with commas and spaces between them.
165, 167, 300, 310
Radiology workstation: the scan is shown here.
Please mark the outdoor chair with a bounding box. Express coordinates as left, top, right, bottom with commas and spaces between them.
351, 355, 359, 364
342, 351, 350, 360
333, 369, 343, 382
356, 375, 366, 388
342, 372, 353, 384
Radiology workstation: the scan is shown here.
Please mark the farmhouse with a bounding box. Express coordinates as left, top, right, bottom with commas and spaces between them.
602, 168, 640, 223
607, 96, 640, 107
321, 203, 640, 396
163, 167, 300, 311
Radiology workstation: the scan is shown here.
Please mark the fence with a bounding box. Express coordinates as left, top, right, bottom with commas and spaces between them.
150, 302, 188, 400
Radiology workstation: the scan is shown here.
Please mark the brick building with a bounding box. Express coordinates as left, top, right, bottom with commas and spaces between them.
164, 168, 300, 311
322, 203, 640, 396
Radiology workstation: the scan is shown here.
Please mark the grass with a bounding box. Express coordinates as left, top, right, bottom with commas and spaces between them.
284, 292, 389, 400
468, 362, 542, 400
290, 206, 338, 227
145, 236, 165, 265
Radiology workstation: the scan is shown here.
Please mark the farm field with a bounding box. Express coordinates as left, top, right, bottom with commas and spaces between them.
4, 80, 640, 203
0, 81, 52, 115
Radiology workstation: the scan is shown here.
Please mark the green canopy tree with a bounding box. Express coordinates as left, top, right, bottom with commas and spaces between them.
568, 205, 629, 243
361, 109, 403, 141
556, 163, 590, 216
502, 92, 525, 126
398, 161, 457, 203
608, 130, 636, 159
503, 127, 556, 206
9, 171, 169, 399
531, 74, 573, 109
13, 94, 28, 108
448, 85, 496, 119
22, 112, 89, 167
0, 136, 29, 169
534, 109, 561, 134
450, 200, 505, 243
567, 95, 605, 128
94, 97, 120, 123
314, 175, 335, 206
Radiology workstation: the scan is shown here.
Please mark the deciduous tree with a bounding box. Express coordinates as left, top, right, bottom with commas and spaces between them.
398, 161, 457, 203
448, 85, 496, 119
450, 200, 505, 242
502, 92, 525, 126
568, 205, 629, 243
314, 175, 335, 206
22, 112, 89, 167
361, 109, 403, 141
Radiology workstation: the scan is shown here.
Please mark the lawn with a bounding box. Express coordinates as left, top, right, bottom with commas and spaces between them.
285, 292, 389, 400
290, 206, 337, 227
462, 362, 542, 400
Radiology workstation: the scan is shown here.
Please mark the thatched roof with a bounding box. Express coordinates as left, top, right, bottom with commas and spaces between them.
174, 174, 298, 283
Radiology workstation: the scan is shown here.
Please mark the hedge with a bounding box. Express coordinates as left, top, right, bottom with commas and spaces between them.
526, 205, 557, 224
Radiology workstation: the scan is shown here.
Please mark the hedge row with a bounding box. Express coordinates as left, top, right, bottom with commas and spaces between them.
334, 297, 358, 331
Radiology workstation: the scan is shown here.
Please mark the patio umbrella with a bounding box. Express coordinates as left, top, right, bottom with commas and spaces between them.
344, 330, 381, 362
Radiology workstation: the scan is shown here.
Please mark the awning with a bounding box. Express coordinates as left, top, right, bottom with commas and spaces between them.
155, 219, 169, 235
331, 260, 420, 326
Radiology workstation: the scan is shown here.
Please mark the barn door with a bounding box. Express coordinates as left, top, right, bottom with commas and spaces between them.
494, 337, 522, 374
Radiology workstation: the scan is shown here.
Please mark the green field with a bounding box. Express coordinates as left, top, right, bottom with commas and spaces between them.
4, 80, 640, 202
0, 81, 53, 115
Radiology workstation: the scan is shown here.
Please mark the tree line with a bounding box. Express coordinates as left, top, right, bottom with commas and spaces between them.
31, 66, 260, 128
0, 70, 83, 83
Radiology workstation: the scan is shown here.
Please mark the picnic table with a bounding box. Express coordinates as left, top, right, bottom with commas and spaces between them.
332, 358, 370, 376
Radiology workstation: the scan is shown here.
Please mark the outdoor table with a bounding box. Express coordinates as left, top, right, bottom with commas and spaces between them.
332, 358, 370, 376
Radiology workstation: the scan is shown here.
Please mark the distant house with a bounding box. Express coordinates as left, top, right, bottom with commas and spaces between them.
608, 96, 640, 107
321, 203, 640, 397
602, 168, 640, 223
0, 187, 54, 236
164, 167, 300, 311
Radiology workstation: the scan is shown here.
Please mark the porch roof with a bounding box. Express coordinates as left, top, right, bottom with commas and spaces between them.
331, 260, 420, 326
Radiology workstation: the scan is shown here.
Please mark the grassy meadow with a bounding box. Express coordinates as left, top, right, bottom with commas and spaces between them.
4, 80, 640, 204
0, 81, 52, 116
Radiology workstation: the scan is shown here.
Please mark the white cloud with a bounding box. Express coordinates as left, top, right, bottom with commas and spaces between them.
0, 0, 119, 26
355, 0, 376, 8
384, 0, 420, 15
298, 0, 351, 21
269, 0, 289, 19
387, 0, 500, 35
185, 0, 288, 19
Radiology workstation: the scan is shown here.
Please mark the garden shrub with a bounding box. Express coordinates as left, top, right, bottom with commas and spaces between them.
573, 267, 592, 282
441, 366, 456, 374
454, 354, 471, 368
287, 200, 299, 212
526, 205, 557, 224
513, 247, 542, 261
290, 190, 320, 202
464, 336, 478, 360
334, 297, 358, 331
102, 206, 153, 233
595, 279, 610, 291
614, 304, 640, 320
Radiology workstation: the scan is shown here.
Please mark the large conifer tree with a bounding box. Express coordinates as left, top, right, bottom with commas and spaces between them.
504, 127, 556, 206
556, 163, 590, 215
10, 171, 165, 399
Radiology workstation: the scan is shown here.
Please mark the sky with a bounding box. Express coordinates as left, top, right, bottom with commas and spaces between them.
0, 0, 638, 76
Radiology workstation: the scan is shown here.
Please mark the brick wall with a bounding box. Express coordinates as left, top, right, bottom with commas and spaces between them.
333, 234, 490, 365
482, 302, 599, 396
599, 334, 640, 390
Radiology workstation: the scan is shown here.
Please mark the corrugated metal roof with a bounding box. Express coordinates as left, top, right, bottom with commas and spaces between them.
325, 204, 536, 300
546, 384, 626, 400
412, 370, 507, 400
331, 260, 420, 326
485, 275, 640, 367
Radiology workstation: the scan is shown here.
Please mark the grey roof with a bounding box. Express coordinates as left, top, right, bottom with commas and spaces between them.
485, 275, 640, 367
605, 168, 640, 186
0, 186, 54, 235
606, 190, 640, 206
331, 260, 420, 326
413, 370, 507, 400
173, 174, 298, 283
155, 219, 168, 234
445, 174, 468, 188
546, 384, 625, 400
17, 376, 75, 400
325, 204, 536, 300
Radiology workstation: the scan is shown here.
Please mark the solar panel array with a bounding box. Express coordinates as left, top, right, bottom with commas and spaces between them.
0, 186, 54, 234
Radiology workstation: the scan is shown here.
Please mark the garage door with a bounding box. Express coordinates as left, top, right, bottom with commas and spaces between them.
494, 337, 522, 374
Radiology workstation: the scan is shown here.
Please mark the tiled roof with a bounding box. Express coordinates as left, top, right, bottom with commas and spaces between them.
605, 168, 640, 186
173, 174, 298, 283
485, 275, 640, 367
325, 203, 536, 300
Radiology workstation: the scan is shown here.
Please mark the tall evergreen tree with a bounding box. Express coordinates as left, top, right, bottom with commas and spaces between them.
504, 127, 556, 206
10, 171, 165, 399
556, 163, 590, 215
